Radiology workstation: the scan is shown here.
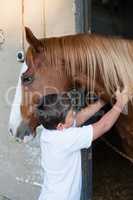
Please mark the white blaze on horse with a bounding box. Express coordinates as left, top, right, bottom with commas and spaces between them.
9, 27, 133, 157
8, 63, 30, 142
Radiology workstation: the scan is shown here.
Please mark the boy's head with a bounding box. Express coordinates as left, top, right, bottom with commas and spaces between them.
36, 93, 74, 130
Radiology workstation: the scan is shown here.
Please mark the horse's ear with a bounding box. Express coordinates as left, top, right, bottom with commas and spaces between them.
25, 27, 43, 53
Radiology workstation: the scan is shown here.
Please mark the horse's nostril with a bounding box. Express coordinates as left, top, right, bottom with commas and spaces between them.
9, 128, 13, 136
16, 137, 22, 143
16, 121, 33, 142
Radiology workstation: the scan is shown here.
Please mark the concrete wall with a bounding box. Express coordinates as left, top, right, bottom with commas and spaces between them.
0, 1, 43, 199
0, 0, 76, 199
44, 0, 75, 36
24, 0, 75, 38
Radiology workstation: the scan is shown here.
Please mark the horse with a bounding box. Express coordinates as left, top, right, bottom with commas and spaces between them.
9, 27, 133, 157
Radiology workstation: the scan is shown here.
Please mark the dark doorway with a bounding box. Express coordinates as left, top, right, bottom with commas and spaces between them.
84, 0, 133, 38
81, 1, 133, 200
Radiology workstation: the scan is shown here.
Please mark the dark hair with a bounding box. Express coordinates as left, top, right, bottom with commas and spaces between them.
36, 93, 72, 130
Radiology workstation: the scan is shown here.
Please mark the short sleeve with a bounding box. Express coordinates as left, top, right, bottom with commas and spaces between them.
59, 125, 93, 153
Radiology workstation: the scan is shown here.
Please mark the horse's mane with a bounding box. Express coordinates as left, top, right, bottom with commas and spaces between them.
42, 33, 133, 95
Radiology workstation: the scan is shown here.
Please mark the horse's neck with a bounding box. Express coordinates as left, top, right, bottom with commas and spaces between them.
73, 73, 110, 102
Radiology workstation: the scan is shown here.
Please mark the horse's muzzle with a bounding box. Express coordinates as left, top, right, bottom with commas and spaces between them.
16, 121, 34, 143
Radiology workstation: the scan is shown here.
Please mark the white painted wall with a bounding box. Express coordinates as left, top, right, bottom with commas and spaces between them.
44, 0, 75, 36
0, 1, 42, 199
0, 0, 76, 199
24, 0, 75, 39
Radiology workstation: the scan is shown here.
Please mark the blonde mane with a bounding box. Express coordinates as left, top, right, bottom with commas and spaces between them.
42, 33, 133, 96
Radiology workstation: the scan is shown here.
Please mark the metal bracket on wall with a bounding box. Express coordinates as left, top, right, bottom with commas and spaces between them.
0, 29, 5, 46
83, 0, 92, 33
74, 0, 92, 33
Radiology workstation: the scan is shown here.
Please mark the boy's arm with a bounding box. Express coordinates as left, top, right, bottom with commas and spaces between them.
92, 87, 130, 141
76, 99, 105, 127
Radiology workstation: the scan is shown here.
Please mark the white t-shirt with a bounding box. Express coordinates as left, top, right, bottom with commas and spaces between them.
39, 125, 93, 200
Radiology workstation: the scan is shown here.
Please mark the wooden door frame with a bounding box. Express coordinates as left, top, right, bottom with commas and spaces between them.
75, 0, 92, 33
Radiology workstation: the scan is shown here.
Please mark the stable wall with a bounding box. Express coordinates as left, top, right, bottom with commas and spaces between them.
0, 0, 76, 199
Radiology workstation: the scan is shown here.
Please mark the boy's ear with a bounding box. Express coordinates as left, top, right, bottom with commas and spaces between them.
56, 123, 64, 131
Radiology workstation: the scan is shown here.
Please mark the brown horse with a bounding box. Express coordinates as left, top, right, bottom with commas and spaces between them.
10, 27, 133, 157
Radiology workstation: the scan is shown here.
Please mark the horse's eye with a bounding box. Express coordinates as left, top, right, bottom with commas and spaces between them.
21, 75, 34, 85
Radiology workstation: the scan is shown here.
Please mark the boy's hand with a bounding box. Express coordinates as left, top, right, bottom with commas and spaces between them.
114, 87, 131, 111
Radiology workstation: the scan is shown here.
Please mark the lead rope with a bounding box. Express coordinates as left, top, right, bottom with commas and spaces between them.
101, 137, 133, 164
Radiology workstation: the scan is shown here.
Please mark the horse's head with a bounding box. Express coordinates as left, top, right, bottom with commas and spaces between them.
10, 28, 127, 142
9, 27, 72, 142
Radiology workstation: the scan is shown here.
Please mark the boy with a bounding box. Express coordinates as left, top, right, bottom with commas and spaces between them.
37, 88, 129, 200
